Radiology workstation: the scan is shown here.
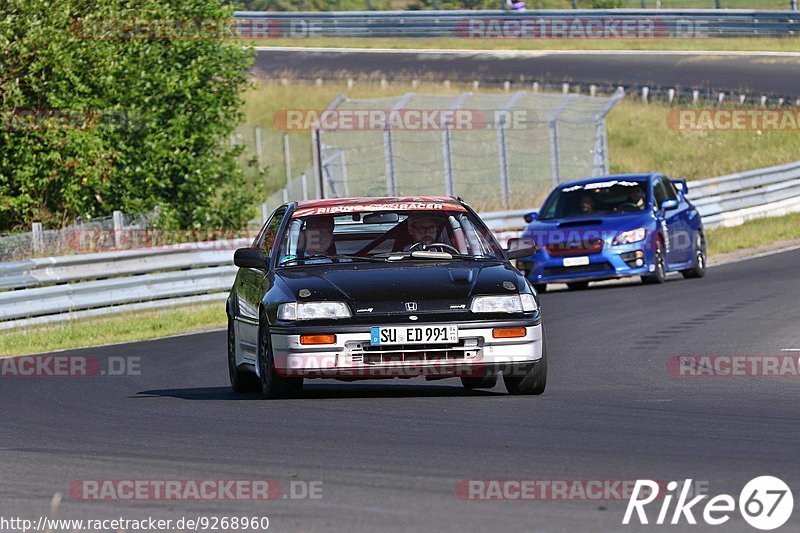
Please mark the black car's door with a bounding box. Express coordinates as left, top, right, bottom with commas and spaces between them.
233, 206, 286, 365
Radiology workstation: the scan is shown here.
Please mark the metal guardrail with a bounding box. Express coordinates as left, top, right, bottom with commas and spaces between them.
1, 161, 798, 330
234, 10, 800, 38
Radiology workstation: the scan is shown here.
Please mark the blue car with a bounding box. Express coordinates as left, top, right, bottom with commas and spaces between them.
515, 174, 706, 292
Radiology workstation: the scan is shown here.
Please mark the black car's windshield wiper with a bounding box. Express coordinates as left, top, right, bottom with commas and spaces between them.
279, 254, 386, 266
374, 251, 496, 261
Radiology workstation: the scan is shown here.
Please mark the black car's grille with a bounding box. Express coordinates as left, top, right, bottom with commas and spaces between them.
543, 262, 613, 277
352, 341, 473, 364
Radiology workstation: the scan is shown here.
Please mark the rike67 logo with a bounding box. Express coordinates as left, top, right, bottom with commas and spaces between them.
623, 476, 793, 530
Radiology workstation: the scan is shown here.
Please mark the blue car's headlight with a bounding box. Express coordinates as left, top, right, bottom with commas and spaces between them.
278, 302, 351, 320
613, 228, 647, 246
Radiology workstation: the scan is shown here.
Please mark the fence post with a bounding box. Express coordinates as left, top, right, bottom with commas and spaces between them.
32, 222, 44, 255
311, 128, 324, 199
384, 129, 396, 196
339, 150, 350, 197
282, 188, 289, 203
301, 173, 309, 201
283, 133, 292, 183
442, 125, 454, 197
548, 95, 578, 186
113, 210, 123, 248
254, 126, 264, 172
793, 0, 797, 11
260, 202, 269, 222
497, 123, 510, 209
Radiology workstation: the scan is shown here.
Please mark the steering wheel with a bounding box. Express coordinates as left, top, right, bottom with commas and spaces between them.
409, 242, 461, 255
616, 202, 639, 212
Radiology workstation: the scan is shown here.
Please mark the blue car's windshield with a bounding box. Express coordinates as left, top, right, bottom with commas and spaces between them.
538, 180, 650, 220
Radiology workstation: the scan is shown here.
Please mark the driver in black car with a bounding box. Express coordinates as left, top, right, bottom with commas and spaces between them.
404, 214, 443, 251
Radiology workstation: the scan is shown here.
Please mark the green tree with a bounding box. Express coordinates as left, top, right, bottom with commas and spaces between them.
0, 0, 256, 231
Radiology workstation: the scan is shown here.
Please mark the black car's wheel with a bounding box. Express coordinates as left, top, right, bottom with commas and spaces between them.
503, 332, 547, 396
228, 317, 258, 393
642, 239, 667, 284
461, 374, 498, 390
257, 315, 303, 399
567, 281, 590, 291
532, 283, 547, 294
682, 233, 707, 279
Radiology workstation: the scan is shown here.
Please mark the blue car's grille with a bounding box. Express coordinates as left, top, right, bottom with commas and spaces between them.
543, 263, 613, 277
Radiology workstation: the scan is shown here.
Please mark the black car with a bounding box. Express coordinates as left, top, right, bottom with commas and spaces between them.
227, 196, 545, 399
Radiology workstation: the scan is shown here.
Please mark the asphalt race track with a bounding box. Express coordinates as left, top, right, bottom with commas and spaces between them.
253, 48, 800, 97
2, 247, 799, 531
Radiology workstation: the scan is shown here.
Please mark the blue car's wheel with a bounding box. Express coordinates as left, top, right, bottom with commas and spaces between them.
642, 239, 667, 285
682, 233, 707, 279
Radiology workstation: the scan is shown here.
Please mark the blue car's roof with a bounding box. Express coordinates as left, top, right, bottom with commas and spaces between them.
555, 174, 659, 189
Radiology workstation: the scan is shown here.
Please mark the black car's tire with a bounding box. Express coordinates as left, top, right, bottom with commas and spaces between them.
642, 239, 667, 285
567, 281, 590, 291
503, 332, 547, 396
532, 283, 547, 294
257, 315, 303, 399
681, 233, 707, 279
228, 317, 258, 393
461, 374, 498, 390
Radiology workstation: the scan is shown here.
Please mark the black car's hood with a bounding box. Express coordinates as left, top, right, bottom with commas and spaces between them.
276, 260, 522, 316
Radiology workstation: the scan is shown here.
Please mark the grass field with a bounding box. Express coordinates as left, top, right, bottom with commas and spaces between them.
2, 211, 798, 356
252, 37, 800, 52
706, 212, 800, 255
0, 304, 226, 358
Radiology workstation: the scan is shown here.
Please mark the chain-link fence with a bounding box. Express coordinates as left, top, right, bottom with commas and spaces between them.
264, 89, 622, 213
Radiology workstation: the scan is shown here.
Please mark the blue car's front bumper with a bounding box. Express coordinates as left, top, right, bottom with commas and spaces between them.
516, 242, 656, 285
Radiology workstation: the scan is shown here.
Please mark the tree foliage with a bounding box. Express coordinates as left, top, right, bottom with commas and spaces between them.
0, 0, 256, 230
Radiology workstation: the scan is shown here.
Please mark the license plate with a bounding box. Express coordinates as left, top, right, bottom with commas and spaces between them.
370, 325, 458, 346
562, 256, 590, 267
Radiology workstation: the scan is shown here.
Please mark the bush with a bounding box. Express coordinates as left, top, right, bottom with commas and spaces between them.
0, 0, 255, 231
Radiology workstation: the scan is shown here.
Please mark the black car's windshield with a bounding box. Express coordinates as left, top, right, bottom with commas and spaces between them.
276, 207, 503, 266
538, 180, 650, 220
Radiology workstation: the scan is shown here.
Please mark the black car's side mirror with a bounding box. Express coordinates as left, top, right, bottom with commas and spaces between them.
523, 211, 538, 223
234, 247, 268, 269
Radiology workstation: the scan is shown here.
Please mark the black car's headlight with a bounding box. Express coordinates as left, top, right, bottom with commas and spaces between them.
277, 302, 352, 320
470, 294, 538, 314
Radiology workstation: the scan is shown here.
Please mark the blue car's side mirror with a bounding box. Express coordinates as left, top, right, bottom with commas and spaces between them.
661, 199, 679, 211
523, 211, 538, 223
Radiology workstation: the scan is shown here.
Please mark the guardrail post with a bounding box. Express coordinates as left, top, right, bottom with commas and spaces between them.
301, 173, 309, 201
793, 0, 797, 11
31, 222, 44, 255
113, 210, 123, 248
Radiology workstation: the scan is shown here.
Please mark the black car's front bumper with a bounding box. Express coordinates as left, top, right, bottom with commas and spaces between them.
268, 318, 543, 379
